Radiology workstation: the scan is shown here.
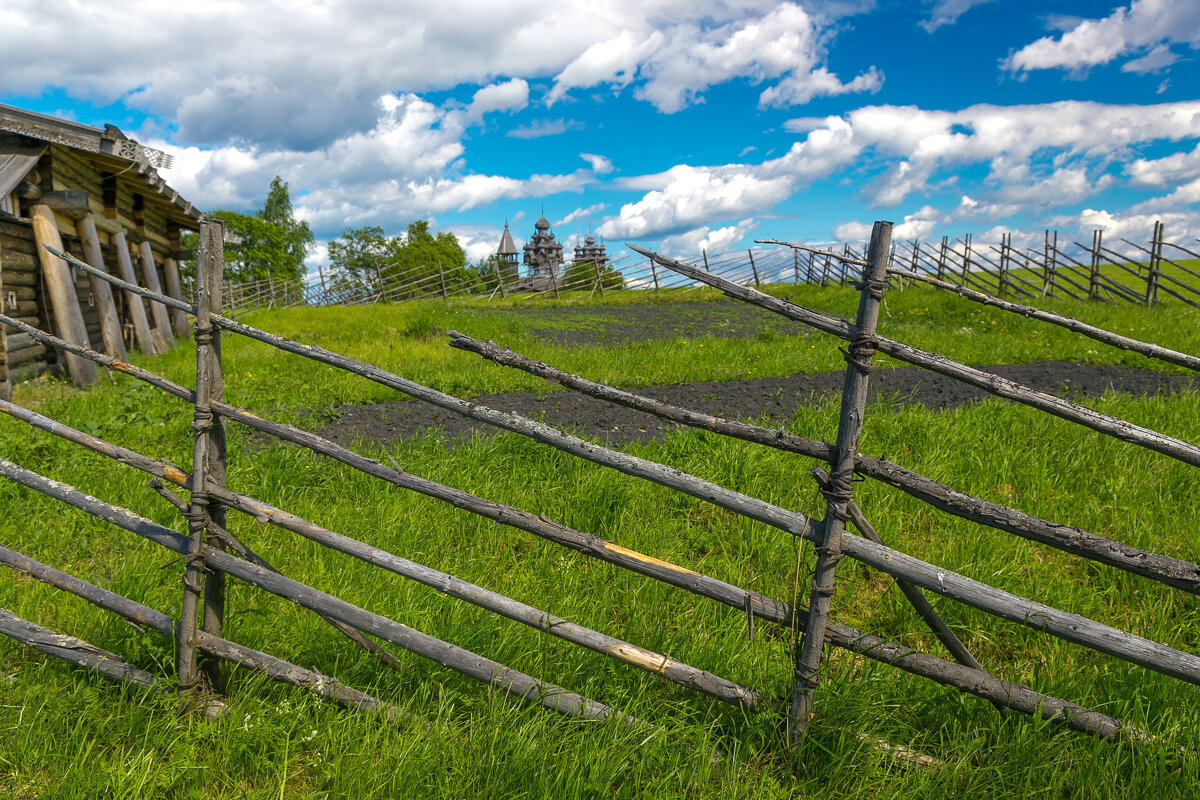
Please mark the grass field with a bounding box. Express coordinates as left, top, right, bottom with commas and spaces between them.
1, 283, 1199, 798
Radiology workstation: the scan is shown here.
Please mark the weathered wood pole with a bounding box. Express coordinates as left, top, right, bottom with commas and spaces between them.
789, 219, 892, 744
1147, 221, 1163, 306
961, 233, 972, 286
0, 238, 7, 401
28, 204, 96, 386
999, 233, 1011, 297
748, 249, 761, 288
77, 216, 127, 361
180, 218, 228, 694
937, 236, 948, 281
702, 248, 710, 271
138, 241, 175, 350
162, 257, 189, 338
112, 232, 157, 355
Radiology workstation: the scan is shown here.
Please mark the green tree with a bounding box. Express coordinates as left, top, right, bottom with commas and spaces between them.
327, 225, 398, 291
257, 176, 313, 277
327, 220, 482, 300
205, 210, 289, 282
184, 176, 313, 282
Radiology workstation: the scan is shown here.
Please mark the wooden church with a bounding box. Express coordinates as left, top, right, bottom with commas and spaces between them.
0, 103, 202, 397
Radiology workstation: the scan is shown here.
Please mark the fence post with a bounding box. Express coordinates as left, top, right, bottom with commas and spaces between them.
999, 233, 1010, 297
1090, 230, 1102, 300
649, 257, 660, 292
439, 260, 448, 299
789, 219, 892, 744
748, 249, 761, 288
77, 215, 127, 361
961, 233, 972, 286
180, 218, 228, 696
1147, 221, 1163, 306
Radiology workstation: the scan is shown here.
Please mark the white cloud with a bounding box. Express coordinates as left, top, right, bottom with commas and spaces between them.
555, 203, 607, 228
833, 205, 942, 242
548, 3, 882, 112
920, 0, 999, 33
785, 100, 1200, 209
580, 153, 614, 174
466, 78, 530, 120
0, 1, 880, 149
1127, 143, 1200, 186
597, 164, 792, 239
506, 119, 583, 139
1046, 208, 1200, 242
659, 219, 758, 256
154, 92, 596, 235
594, 99, 1200, 243
1004, 0, 1200, 76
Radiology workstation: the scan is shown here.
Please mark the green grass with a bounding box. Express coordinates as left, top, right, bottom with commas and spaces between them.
2, 283, 1199, 798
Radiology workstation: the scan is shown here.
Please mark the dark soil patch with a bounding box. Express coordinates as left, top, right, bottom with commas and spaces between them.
319, 361, 1197, 449
502, 300, 805, 346
314, 300, 1197, 449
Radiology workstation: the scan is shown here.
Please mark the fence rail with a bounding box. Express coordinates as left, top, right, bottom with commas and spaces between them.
1, 218, 1198, 756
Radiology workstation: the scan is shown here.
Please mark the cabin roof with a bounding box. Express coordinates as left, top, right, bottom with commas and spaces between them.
0, 103, 202, 228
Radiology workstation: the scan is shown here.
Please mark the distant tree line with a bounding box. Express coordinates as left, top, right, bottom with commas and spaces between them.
190, 177, 620, 297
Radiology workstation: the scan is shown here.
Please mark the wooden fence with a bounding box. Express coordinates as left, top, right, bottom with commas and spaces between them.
215, 221, 1199, 314
1, 219, 1199, 752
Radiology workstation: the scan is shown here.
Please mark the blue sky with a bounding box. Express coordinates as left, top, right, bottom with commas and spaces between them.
3, 0, 1198, 271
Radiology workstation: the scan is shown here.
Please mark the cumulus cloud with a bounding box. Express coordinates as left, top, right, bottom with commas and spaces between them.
1046, 208, 1200, 241
0, 1, 880, 149
833, 205, 942, 242
548, 3, 882, 112
658, 219, 759, 256
597, 164, 792, 239
155, 92, 596, 235
1004, 0, 1200, 76
592, 99, 1200, 244
787, 100, 1200, 210
466, 79, 530, 120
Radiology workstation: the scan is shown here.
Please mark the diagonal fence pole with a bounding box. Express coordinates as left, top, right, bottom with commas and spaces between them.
789, 220, 892, 744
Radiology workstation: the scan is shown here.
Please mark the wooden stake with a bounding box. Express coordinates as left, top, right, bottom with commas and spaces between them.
1147, 221, 1163, 306
28, 204, 96, 386
748, 249, 761, 287
162, 257, 189, 338
789, 220, 892, 743
76, 216, 127, 361
138, 241, 175, 350
112, 232, 157, 355
0, 237, 7, 401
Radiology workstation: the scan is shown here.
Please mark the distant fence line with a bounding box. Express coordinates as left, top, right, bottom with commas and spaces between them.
2, 219, 1200, 755
209, 220, 1199, 314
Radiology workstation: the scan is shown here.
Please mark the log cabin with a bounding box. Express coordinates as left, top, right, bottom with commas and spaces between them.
0, 103, 202, 398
